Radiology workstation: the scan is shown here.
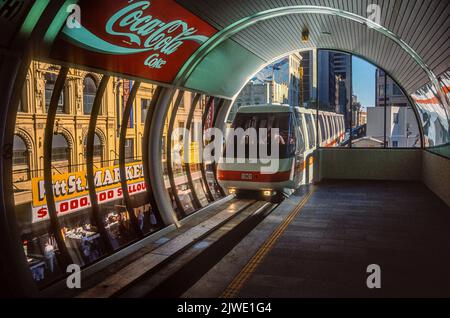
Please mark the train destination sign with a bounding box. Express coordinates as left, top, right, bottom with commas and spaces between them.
31, 162, 146, 223
50, 0, 217, 83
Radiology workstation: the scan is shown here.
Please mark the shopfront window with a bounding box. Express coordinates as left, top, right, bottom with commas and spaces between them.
123, 85, 163, 236
188, 96, 209, 207
14, 65, 67, 288
50, 70, 108, 267
11, 62, 169, 288
93, 81, 138, 251
202, 98, 223, 200
163, 91, 196, 218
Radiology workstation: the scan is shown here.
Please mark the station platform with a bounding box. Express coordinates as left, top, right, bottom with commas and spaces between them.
1, 0, 450, 299
51, 180, 449, 298
185, 180, 450, 298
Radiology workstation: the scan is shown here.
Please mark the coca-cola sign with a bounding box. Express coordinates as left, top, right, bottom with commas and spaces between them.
50, 0, 217, 83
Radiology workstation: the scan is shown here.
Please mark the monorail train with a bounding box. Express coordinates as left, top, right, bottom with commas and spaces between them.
217, 104, 345, 201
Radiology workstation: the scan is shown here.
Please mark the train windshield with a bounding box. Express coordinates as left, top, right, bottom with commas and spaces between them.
228, 112, 296, 159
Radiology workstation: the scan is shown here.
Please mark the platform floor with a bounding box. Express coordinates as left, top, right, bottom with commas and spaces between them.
185, 180, 450, 298
234, 181, 450, 297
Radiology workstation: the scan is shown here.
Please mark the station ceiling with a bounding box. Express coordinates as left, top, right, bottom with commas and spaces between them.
1, 1, 448, 99
177, 0, 449, 97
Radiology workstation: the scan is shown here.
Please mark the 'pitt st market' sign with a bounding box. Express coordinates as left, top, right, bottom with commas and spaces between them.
50, 0, 217, 83
31, 162, 146, 223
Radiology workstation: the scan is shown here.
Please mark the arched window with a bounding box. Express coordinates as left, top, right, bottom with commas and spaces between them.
52, 134, 70, 171
83, 133, 103, 165
93, 133, 103, 163
45, 69, 65, 113
18, 81, 27, 112
83, 75, 97, 115
12, 135, 30, 182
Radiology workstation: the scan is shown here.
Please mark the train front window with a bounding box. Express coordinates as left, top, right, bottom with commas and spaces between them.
230, 112, 296, 159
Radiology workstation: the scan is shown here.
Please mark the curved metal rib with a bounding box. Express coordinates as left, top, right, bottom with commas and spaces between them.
200, 96, 215, 202
118, 80, 142, 237
85, 75, 115, 251
183, 92, 203, 209
42, 67, 73, 267
212, 99, 226, 197
166, 90, 186, 217
142, 85, 165, 227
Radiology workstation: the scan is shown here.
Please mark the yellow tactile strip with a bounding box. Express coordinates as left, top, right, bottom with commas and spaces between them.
220, 187, 315, 298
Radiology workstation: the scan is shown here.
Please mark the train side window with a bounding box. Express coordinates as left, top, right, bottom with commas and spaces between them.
336, 116, 342, 137
295, 113, 306, 154
312, 114, 317, 147
338, 117, 342, 135
330, 116, 335, 138
331, 117, 334, 138
331, 116, 335, 137
318, 115, 326, 144
324, 115, 329, 140
318, 116, 321, 143
304, 114, 315, 149
293, 109, 299, 119
327, 115, 333, 139
327, 115, 332, 139
285, 113, 296, 155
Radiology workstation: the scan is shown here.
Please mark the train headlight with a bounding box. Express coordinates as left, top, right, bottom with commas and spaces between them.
228, 188, 237, 194
263, 190, 273, 197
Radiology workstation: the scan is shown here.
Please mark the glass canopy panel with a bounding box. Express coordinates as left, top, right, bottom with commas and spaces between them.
412, 82, 450, 148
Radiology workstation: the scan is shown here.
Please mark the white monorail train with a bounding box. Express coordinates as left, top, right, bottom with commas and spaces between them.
217, 104, 345, 201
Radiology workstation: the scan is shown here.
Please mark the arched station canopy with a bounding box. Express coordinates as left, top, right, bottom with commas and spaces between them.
6, 0, 445, 145
176, 0, 449, 100
0, 0, 449, 297
7, 0, 446, 99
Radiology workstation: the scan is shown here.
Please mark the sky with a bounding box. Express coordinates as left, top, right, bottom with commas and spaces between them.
250, 53, 378, 109
352, 55, 376, 109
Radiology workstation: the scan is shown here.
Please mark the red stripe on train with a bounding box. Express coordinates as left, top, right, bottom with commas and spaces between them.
217, 170, 291, 182
324, 132, 345, 147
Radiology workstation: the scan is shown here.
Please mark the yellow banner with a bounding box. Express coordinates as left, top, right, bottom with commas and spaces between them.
32, 162, 144, 207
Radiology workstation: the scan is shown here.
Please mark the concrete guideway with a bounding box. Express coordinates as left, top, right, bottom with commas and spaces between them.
57, 197, 277, 298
